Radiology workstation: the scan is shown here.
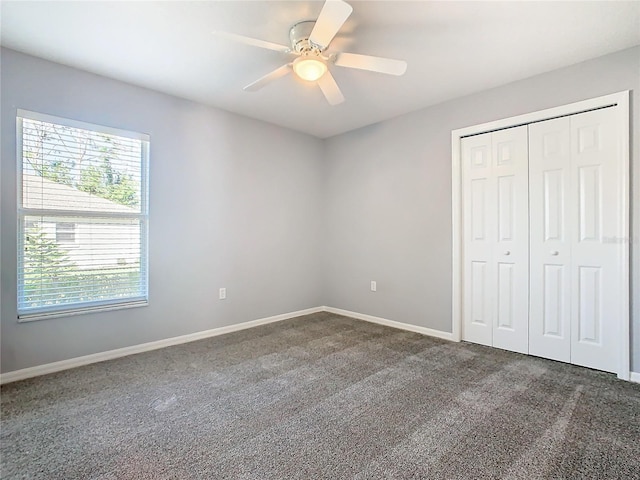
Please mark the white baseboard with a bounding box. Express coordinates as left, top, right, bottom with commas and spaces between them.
0, 306, 323, 385
8, 304, 628, 385
322, 306, 455, 342
323, 307, 640, 383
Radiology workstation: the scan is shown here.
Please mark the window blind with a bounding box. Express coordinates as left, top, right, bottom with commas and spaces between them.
17, 110, 149, 319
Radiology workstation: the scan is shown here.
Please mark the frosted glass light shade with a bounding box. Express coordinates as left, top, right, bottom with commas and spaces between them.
293, 56, 327, 81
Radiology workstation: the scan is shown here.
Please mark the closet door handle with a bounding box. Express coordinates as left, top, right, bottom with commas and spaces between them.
504, 251, 511, 256
551, 251, 559, 256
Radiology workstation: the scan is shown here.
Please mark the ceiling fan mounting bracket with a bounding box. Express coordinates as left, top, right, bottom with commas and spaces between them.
289, 21, 324, 55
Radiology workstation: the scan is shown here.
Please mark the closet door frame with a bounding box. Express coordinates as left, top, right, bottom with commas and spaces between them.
451, 90, 630, 380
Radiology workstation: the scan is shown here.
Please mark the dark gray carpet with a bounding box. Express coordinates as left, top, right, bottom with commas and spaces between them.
1, 312, 639, 479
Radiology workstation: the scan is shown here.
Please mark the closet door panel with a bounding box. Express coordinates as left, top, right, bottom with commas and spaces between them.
459, 99, 626, 375
462, 134, 494, 346
528, 118, 571, 362
491, 126, 529, 354
570, 107, 621, 374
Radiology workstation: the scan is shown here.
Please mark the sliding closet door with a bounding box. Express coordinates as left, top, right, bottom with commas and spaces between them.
457, 93, 628, 375
570, 107, 622, 374
462, 132, 494, 347
529, 108, 623, 373
462, 126, 529, 353
529, 118, 572, 362
491, 127, 529, 354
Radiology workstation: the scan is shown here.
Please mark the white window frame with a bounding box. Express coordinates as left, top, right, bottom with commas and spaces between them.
16, 109, 150, 321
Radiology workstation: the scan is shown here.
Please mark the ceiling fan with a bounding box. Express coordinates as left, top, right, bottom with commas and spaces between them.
215, 0, 407, 106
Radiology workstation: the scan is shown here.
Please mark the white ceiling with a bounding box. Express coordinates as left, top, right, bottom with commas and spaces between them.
2, 1, 639, 138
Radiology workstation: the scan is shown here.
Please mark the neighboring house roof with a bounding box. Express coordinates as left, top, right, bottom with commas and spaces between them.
23, 174, 138, 213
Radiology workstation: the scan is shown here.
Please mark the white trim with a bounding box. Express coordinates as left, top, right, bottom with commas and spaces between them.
17, 109, 150, 141
2, 305, 633, 385
0, 306, 323, 385
617, 94, 630, 381
451, 90, 631, 380
451, 130, 462, 342
323, 306, 455, 342
18, 299, 148, 322
452, 92, 622, 139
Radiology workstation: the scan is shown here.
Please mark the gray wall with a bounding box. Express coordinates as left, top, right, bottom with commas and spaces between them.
322, 46, 640, 370
1, 49, 324, 373
3, 46, 639, 375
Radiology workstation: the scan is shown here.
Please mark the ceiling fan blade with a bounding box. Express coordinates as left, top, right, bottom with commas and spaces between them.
214, 31, 291, 53
309, 0, 353, 49
244, 64, 292, 92
317, 71, 345, 106
334, 52, 407, 76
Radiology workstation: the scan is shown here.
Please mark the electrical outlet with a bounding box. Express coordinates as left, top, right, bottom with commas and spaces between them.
370, 281, 377, 292
219, 287, 226, 300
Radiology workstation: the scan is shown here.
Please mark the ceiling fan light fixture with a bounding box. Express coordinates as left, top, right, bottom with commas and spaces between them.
293, 56, 327, 82
225, 0, 405, 105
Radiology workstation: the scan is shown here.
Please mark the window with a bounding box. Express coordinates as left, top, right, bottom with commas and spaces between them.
55, 222, 76, 244
17, 110, 149, 319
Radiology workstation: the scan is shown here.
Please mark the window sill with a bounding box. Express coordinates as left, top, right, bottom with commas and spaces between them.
17, 300, 148, 323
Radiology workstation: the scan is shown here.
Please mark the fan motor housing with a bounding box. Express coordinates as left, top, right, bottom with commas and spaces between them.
290, 21, 322, 54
